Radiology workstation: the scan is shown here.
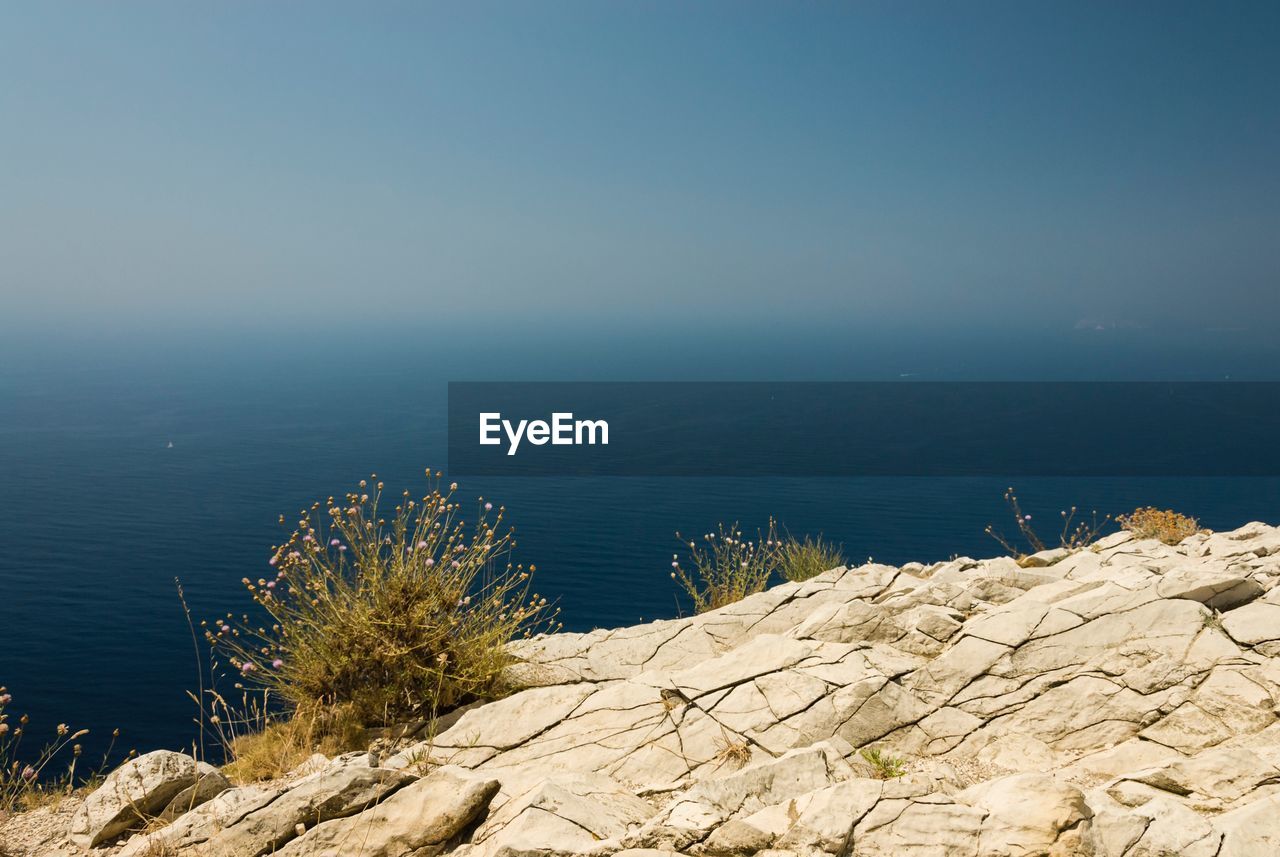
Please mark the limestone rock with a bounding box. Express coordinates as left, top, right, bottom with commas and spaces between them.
1222, 601, 1280, 645
157, 761, 232, 822
274, 765, 499, 857
959, 773, 1092, 856
79, 522, 1280, 857
68, 749, 200, 847
194, 753, 414, 856
628, 743, 852, 850
466, 771, 655, 856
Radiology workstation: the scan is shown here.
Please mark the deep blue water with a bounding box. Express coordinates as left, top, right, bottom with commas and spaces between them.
1, 324, 1277, 765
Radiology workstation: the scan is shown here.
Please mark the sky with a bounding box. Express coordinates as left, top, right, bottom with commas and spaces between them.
1, 1, 1278, 341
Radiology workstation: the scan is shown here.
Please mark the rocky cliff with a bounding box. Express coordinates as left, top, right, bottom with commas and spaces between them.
11, 521, 1280, 856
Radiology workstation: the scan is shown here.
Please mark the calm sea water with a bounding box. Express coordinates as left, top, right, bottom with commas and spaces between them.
2, 325, 1277, 764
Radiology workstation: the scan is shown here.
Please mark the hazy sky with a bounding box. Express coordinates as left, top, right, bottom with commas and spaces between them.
2, 1, 1277, 336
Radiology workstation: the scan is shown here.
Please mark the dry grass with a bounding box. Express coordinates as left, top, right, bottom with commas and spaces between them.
219, 704, 365, 785
711, 732, 753, 771
1117, 507, 1203, 545
138, 839, 179, 857
0, 686, 118, 814
778, 534, 846, 582
671, 520, 783, 613
207, 471, 558, 725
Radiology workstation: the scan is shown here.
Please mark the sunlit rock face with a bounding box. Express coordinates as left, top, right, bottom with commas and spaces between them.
32, 521, 1280, 856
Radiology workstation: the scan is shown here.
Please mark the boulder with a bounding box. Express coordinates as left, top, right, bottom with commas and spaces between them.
466, 772, 655, 856
627, 743, 852, 850
274, 765, 499, 857
1222, 602, 1280, 646
194, 753, 414, 856
68, 750, 200, 847
959, 773, 1092, 856
157, 761, 231, 821
1218, 794, 1280, 856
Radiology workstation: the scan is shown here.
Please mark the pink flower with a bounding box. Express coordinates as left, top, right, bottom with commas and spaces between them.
330, 539, 341, 547
241, 661, 257, 673
271, 659, 284, 669
268, 556, 278, 566
484, 502, 493, 511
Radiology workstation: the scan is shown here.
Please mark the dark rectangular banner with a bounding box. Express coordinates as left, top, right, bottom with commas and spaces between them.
447, 382, 1280, 477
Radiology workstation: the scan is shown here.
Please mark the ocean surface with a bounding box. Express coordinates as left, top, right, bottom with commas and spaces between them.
2, 324, 1277, 765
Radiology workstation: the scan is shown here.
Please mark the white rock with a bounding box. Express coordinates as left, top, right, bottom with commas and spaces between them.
156, 761, 231, 821
69, 750, 199, 847
959, 773, 1092, 856
467, 772, 654, 857
274, 765, 499, 857
1222, 601, 1280, 645
195, 754, 414, 856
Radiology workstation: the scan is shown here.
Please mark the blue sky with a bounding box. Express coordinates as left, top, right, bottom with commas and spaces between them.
2, 1, 1277, 337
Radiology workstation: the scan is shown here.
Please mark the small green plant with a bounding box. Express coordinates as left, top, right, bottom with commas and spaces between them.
859, 745, 907, 779
670, 520, 783, 613
0, 686, 114, 813
206, 471, 559, 726
778, 534, 846, 582
1117, 507, 1203, 545
985, 487, 1111, 562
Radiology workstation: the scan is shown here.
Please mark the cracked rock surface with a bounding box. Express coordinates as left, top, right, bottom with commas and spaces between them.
7, 521, 1280, 856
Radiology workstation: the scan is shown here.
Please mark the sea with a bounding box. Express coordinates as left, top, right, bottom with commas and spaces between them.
2, 322, 1276, 765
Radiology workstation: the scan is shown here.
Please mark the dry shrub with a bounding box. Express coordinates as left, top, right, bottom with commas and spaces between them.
207, 471, 558, 726
711, 732, 752, 770
671, 520, 783, 613
778, 534, 846, 582
0, 686, 116, 813
986, 487, 1111, 562
1117, 507, 1203, 545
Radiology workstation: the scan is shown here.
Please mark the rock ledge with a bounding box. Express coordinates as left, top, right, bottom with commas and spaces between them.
7, 521, 1280, 856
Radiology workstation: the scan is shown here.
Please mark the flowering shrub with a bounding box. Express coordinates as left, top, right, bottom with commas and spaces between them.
778, 534, 846, 582
207, 471, 558, 724
671, 520, 783, 613
986, 487, 1111, 562
1117, 507, 1203, 545
0, 686, 98, 812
